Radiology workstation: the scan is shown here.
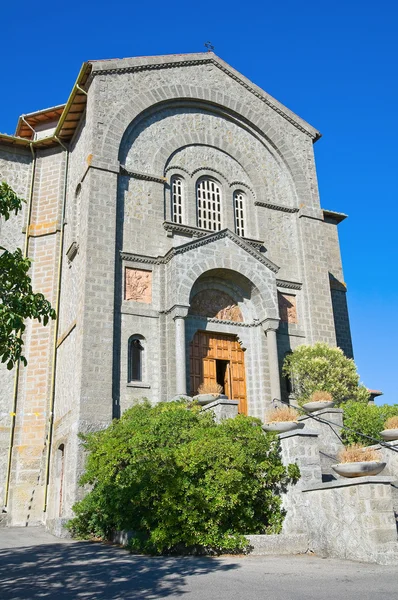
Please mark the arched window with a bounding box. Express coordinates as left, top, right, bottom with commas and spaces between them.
233, 190, 245, 237
171, 176, 184, 224
196, 178, 222, 231
128, 335, 145, 382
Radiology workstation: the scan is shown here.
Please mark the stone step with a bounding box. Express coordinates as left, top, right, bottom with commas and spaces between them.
247, 533, 309, 555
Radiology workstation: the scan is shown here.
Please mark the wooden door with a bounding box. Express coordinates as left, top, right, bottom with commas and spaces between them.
190, 331, 247, 414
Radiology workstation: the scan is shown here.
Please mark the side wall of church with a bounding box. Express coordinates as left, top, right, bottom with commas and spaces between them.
0, 145, 32, 509
3, 146, 66, 525
49, 113, 95, 523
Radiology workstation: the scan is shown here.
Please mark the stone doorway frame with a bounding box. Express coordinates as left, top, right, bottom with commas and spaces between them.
189, 330, 247, 414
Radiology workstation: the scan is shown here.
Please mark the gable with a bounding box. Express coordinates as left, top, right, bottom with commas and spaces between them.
91, 52, 320, 140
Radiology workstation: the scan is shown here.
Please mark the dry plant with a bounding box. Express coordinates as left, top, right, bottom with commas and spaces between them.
384, 416, 398, 429
309, 390, 333, 403
197, 381, 223, 395
338, 444, 381, 464
266, 405, 299, 423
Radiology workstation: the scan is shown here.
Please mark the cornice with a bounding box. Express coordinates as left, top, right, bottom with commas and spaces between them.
255, 201, 299, 214
322, 209, 348, 224
163, 221, 205, 238
163, 222, 267, 255
121, 228, 279, 273
121, 252, 160, 265
120, 165, 166, 184
92, 58, 213, 77
91, 56, 318, 140
187, 314, 260, 328
276, 279, 302, 290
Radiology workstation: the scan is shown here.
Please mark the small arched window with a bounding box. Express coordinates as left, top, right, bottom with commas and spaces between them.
128, 335, 145, 382
196, 178, 222, 231
233, 190, 245, 237
171, 176, 184, 224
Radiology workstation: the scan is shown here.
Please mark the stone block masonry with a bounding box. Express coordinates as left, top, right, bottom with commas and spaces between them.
279, 426, 398, 565
6, 148, 66, 525
0, 52, 355, 529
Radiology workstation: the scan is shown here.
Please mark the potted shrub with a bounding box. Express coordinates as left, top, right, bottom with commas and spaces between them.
193, 382, 226, 405
302, 390, 335, 413
380, 416, 398, 442
262, 405, 304, 433
332, 444, 386, 478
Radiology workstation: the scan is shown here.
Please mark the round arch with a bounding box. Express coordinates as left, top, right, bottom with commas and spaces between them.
108, 95, 310, 203
170, 255, 279, 322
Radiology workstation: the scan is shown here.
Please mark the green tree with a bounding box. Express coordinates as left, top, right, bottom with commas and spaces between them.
0, 182, 56, 369
67, 400, 300, 554
282, 342, 369, 406
342, 401, 398, 445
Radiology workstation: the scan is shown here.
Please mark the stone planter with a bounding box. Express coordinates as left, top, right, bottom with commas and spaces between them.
262, 421, 305, 434
332, 461, 386, 478
193, 393, 227, 406
380, 429, 398, 442
302, 400, 335, 413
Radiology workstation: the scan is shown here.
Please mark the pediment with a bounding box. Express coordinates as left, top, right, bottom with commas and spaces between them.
166, 229, 279, 273
120, 228, 279, 274
90, 53, 320, 140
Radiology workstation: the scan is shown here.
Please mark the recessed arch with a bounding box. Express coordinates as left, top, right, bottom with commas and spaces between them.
113, 97, 310, 203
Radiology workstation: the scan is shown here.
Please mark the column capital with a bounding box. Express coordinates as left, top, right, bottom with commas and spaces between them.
171, 304, 189, 320
261, 318, 280, 333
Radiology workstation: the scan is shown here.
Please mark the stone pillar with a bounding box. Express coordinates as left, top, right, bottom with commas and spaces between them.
263, 318, 281, 402
172, 306, 189, 396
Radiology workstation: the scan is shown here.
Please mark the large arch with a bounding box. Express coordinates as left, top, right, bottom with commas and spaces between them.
118, 100, 305, 205
188, 268, 260, 324
165, 233, 280, 321
103, 89, 311, 202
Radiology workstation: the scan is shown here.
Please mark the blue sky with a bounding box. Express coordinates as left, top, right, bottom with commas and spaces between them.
2, 0, 397, 404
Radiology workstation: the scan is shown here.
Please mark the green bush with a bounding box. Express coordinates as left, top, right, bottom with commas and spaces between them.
342, 402, 398, 446
67, 400, 300, 555
282, 342, 369, 406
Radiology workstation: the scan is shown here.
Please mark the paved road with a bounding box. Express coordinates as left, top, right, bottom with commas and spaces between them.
0, 527, 396, 599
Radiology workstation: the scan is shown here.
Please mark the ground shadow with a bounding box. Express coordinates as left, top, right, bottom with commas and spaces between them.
0, 540, 240, 599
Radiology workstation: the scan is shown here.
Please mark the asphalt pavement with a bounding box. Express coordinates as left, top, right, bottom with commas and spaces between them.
0, 527, 396, 599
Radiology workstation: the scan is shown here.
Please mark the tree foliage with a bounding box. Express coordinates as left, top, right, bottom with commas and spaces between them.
67, 400, 300, 555
342, 401, 398, 446
0, 182, 56, 369
282, 342, 369, 406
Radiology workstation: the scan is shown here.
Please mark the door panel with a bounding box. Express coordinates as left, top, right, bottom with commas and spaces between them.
190, 331, 247, 414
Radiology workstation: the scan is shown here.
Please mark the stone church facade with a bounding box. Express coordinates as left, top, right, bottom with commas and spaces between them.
0, 53, 352, 530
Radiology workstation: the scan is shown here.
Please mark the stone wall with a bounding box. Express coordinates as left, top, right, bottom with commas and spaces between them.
6, 146, 65, 525
279, 426, 398, 565
0, 145, 32, 508
302, 478, 398, 565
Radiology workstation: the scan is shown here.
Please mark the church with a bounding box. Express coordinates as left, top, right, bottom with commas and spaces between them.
0, 52, 352, 531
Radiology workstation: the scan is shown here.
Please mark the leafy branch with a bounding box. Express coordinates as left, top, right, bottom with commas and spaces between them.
0, 182, 56, 369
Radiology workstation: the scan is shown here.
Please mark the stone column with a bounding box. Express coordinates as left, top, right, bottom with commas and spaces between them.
263, 318, 281, 402
172, 306, 189, 396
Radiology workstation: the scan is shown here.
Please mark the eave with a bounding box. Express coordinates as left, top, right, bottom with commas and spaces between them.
322, 209, 348, 224
0, 62, 92, 151
15, 105, 65, 139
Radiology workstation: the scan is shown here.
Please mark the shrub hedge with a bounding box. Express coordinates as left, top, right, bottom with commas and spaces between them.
67, 400, 300, 554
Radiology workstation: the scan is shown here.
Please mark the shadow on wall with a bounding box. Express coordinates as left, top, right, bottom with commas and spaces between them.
0, 541, 239, 599
329, 273, 353, 359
